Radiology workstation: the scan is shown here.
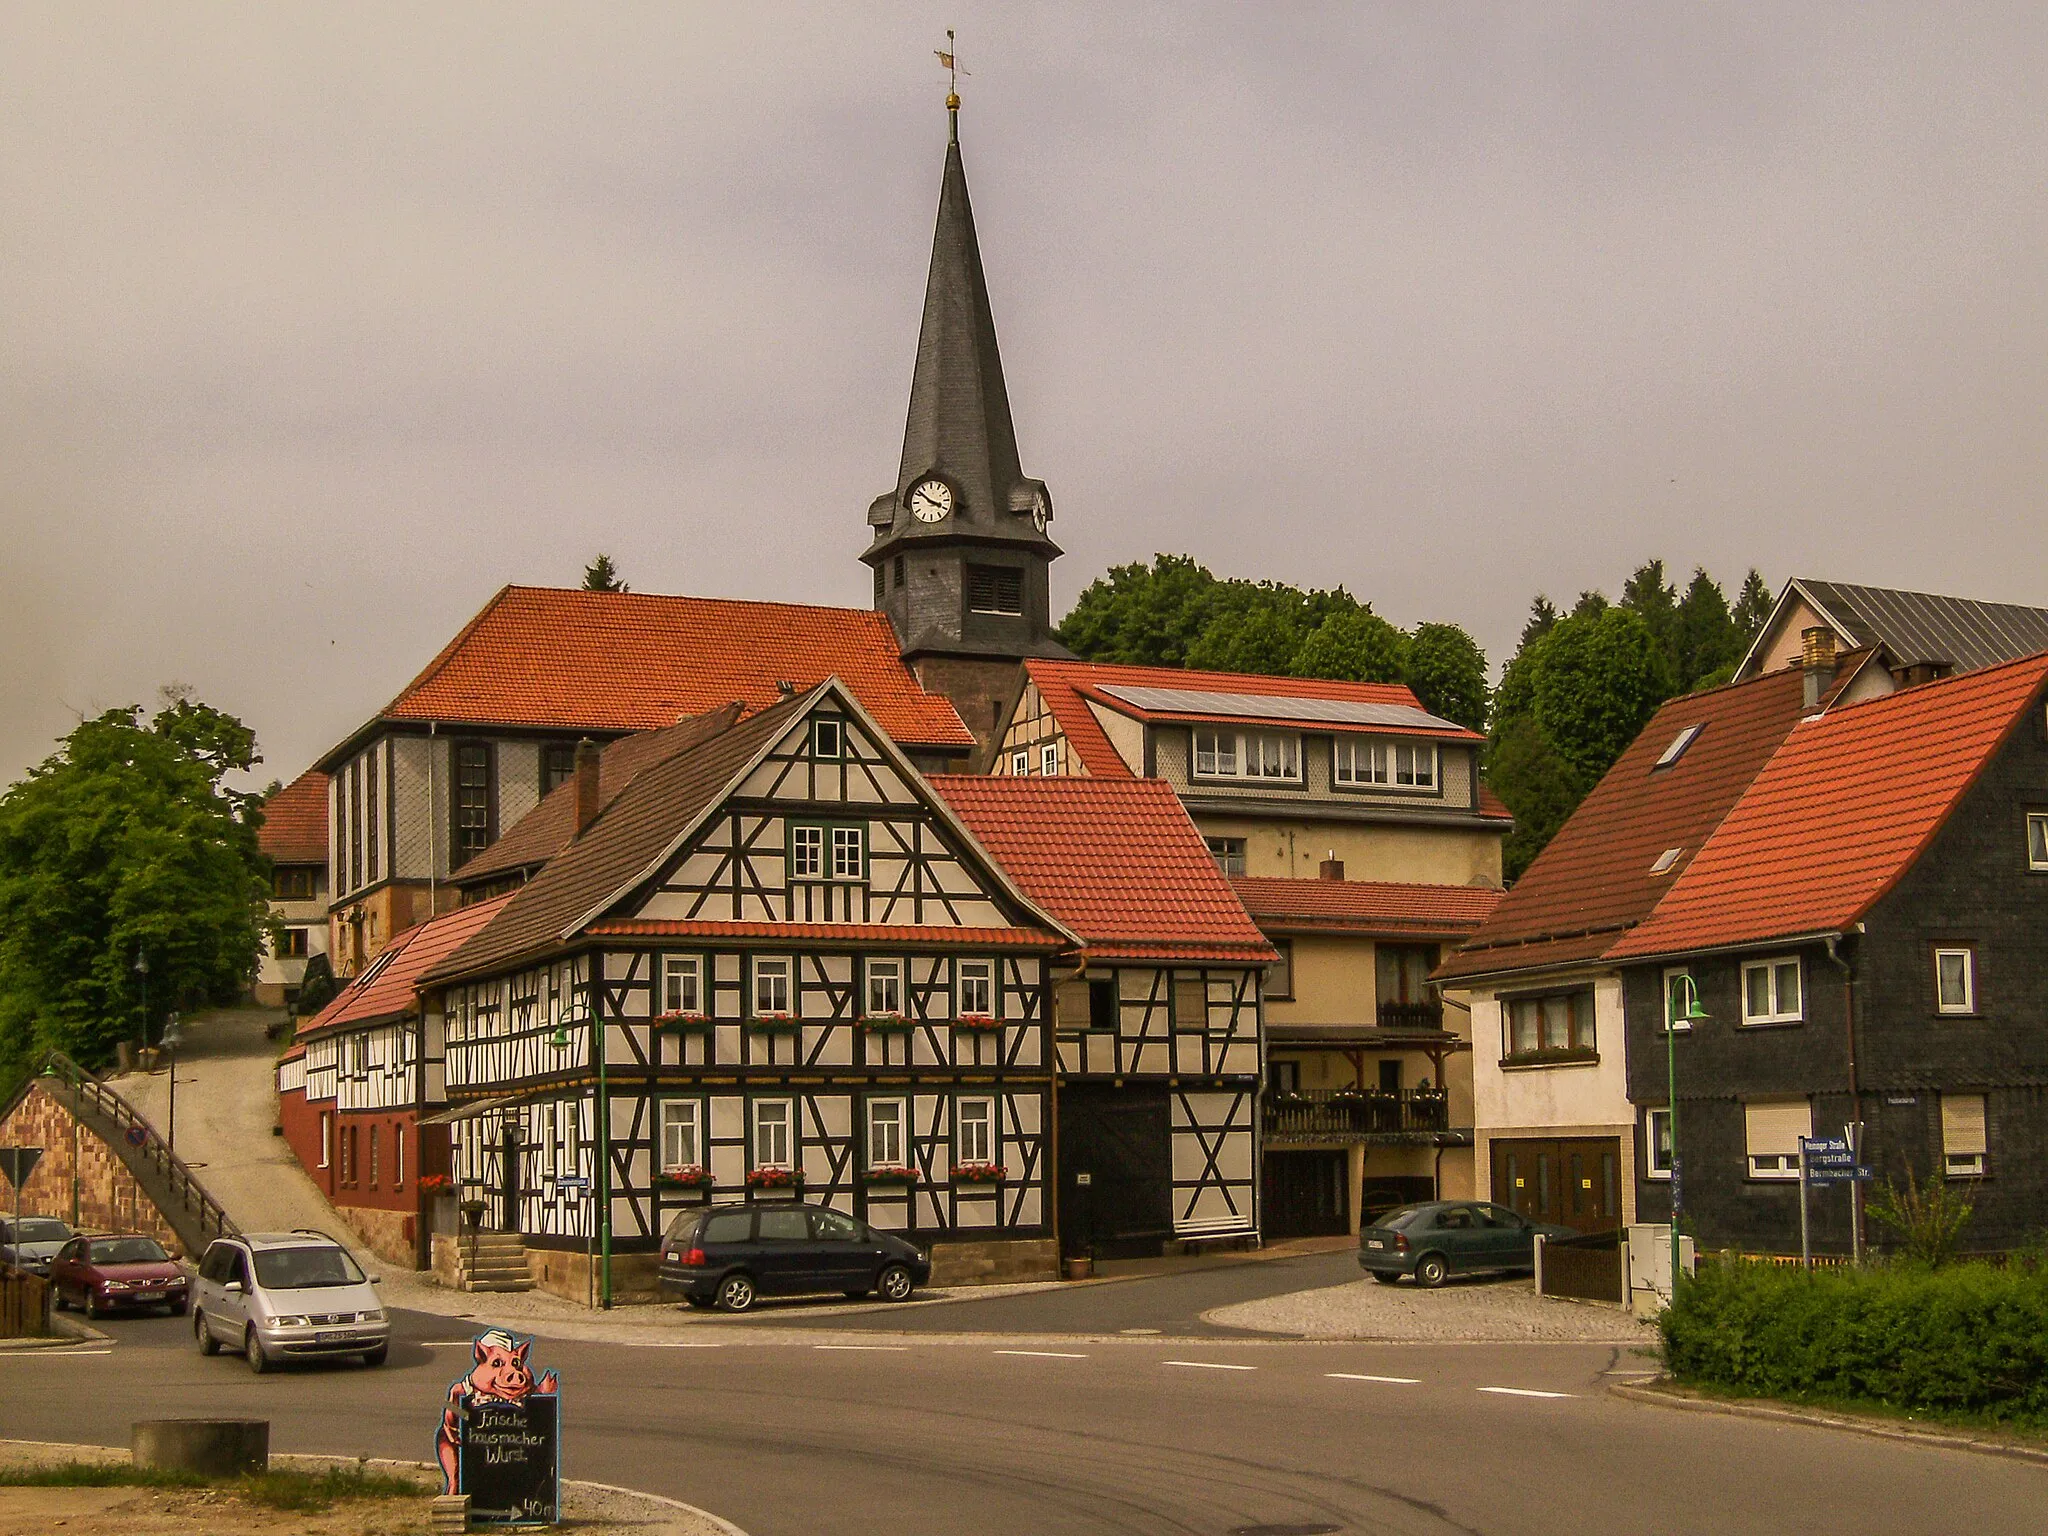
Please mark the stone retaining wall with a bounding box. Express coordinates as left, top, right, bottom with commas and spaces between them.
0, 1082, 183, 1255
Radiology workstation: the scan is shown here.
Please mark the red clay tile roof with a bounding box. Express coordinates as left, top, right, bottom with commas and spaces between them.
1231, 876, 1503, 936
361, 585, 971, 751
1610, 650, 2048, 961
587, 920, 1064, 949
1020, 659, 1444, 778
258, 770, 329, 865
931, 775, 1276, 963
450, 705, 744, 887
1438, 668, 1811, 983
298, 895, 512, 1038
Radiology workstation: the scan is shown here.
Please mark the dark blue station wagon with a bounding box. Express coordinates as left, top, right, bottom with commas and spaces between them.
659, 1202, 931, 1312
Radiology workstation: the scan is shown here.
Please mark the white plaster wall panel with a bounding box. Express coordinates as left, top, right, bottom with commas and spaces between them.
1084, 700, 1146, 773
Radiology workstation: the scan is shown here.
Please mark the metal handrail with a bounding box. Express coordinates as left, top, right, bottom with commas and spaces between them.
38, 1051, 240, 1244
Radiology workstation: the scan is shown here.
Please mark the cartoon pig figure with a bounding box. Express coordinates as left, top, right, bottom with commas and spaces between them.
438, 1328, 560, 1493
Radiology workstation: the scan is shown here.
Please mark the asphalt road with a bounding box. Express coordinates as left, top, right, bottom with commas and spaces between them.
6, 1291, 2042, 1536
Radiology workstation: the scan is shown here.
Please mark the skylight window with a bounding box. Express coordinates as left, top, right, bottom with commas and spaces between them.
1653, 724, 1704, 769
1649, 847, 1683, 876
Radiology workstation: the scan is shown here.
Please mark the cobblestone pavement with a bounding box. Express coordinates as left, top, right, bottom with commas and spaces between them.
1204, 1272, 1657, 1342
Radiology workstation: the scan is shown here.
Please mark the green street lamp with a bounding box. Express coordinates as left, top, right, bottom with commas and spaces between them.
1666, 974, 1710, 1293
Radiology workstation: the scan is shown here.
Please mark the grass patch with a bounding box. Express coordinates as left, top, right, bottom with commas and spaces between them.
1644, 1378, 2048, 1450
0, 1460, 425, 1511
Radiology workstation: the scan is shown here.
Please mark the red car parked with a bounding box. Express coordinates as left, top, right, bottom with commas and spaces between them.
49, 1233, 190, 1319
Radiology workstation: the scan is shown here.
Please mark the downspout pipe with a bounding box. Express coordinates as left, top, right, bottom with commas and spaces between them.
1822, 931, 1864, 1261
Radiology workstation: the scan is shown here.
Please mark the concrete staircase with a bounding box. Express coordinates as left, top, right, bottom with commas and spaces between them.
451, 1231, 535, 1293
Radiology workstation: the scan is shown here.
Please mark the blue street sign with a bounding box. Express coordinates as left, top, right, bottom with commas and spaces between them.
1807, 1166, 1873, 1184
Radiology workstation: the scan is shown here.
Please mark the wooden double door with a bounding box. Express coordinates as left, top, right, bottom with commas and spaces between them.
1491, 1136, 1621, 1234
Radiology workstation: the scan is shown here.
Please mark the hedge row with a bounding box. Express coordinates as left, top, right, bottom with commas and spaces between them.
1660, 1259, 2048, 1425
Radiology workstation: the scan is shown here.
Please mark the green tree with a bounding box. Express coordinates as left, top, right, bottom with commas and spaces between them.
1531, 605, 1674, 784
1292, 609, 1407, 684
1057, 554, 1220, 665
1675, 568, 1743, 690
1403, 623, 1489, 731
0, 698, 273, 1086
1187, 604, 1301, 675
581, 553, 628, 592
1620, 558, 1683, 686
1485, 716, 1588, 882
1732, 567, 1773, 638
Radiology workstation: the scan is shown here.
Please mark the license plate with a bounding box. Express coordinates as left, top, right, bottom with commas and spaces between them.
1366, 1240, 1385, 1249
316, 1330, 348, 1344
134, 1291, 162, 1302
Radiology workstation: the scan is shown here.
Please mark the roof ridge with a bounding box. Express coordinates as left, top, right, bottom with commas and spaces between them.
382, 583, 514, 716
494, 584, 898, 623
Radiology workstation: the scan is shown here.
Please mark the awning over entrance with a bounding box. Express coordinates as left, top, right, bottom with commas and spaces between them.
417, 1096, 517, 1127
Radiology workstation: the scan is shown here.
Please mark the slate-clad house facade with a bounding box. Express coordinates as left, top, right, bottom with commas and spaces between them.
1610, 651, 2048, 1253
420, 682, 1076, 1300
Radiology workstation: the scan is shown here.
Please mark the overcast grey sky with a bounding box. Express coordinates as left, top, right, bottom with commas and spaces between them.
5, 4, 2045, 788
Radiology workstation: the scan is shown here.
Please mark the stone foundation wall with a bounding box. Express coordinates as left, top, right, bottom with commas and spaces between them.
0, 1082, 186, 1257
344, 1205, 419, 1271
928, 1236, 1059, 1286
526, 1247, 659, 1305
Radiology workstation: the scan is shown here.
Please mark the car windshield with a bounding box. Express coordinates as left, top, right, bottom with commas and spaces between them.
91, 1238, 169, 1265
1378, 1206, 1431, 1231
9, 1220, 69, 1244
252, 1245, 365, 1290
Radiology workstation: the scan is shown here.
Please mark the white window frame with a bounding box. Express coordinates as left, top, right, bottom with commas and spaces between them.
1934, 948, 1976, 1015
1192, 729, 1303, 783
866, 958, 903, 1017
957, 959, 995, 1019
1332, 737, 1437, 791
751, 1098, 793, 1170
791, 825, 824, 879
1740, 957, 1804, 1026
812, 716, 843, 760
866, 1097, 906, 1169
753, 956, 792, 1017
660, 1098, 702, 1171
394, 1125, 404, 1189
1010, 749, 1029, 775
543, 1103, 559, 1179
955, 1096, 996, 1166
662, 954, 703, 1016
1661, 968, 1696, 1034
1743, 1098, 1811, 1180
1644, 1108, 1673, 1179
318, 1112, 331, 1169
2026, 811, 2048, 871
831, 825, 864, 879
1041, 741, 1059, 776
1654, 724, 1703, 769
1940, 1093, 1987, 1177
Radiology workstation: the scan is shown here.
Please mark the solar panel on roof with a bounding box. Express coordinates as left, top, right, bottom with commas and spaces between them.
1096, 684, 1463, 732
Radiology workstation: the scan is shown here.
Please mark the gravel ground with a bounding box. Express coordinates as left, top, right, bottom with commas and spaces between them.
1204, 1274, 1656, 1343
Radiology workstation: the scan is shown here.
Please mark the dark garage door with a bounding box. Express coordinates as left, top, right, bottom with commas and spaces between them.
1262, 1150, 1348, 1238
1058, 1086, 1171, 1258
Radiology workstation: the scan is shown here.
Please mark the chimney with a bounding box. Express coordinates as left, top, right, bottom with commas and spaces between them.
1318, 854, 1345, 882
573, 738, 602, 835
1800, 626, 1837, 709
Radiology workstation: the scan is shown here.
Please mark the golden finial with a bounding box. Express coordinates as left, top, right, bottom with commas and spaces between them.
936, 29, 967, 139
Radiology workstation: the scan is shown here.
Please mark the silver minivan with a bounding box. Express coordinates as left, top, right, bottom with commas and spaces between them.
193, 1231, 389, 1372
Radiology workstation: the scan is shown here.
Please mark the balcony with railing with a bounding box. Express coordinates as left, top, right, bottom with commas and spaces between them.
1375, 1000, 1443, 1031
1262, 1087, 1459, 1144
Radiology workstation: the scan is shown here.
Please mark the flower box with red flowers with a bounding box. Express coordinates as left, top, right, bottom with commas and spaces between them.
652, 1011, 715, 1034
745, 1014, 802, 1034
417, 1173, 453, 1195
654, 1165, 715, 1191
950, 1162, 1006, 1185
856, 1013, 916, 1034
745, 1166, 805, 1190
951, 1014, 1003, 1034
863, 1165, 920, 1187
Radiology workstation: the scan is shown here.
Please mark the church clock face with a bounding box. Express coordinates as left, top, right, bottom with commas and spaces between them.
1030, 487, 1052, 533
908, 478, 953, 523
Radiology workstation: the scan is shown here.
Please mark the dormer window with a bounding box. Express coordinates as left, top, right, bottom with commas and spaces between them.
1193, 729, 1300, 782
1333, 737, 1436, 790
1654, 725, 1704, 770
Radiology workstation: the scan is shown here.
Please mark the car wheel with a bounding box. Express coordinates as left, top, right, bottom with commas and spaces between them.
195, 1311, 219, 1356
1371, 1270, 1401, 1284
716, 1273, 756, 1313
1415, 1254, 1450, 1289
83, 1291, 101, 1320
876, 1263, 915, 1303
361, 1345, 388, 1367
51, 1286, 69, 1312
244, 1328, 271, 1374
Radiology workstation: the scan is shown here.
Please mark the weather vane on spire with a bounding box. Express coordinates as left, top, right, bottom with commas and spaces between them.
936, 29, 967, 139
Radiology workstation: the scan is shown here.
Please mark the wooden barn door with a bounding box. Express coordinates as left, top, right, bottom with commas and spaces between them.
1057, 1086, 1171, 1258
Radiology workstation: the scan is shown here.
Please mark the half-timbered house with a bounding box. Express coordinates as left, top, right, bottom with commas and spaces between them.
933, 776, 1275, 1256
418, 680, 1078, 1302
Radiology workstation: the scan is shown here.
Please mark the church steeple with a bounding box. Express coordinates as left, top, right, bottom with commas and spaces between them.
864, 94, 1065, 745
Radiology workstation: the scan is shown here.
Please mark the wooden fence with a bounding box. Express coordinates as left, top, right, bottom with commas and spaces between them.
0, 1263, 50, 1338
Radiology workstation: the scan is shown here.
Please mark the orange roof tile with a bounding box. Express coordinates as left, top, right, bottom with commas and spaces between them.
258, 770, 329, 866
1232, 876, 1503, 936
1020, 659, 1444, 778
587, 920, 1064, 949
1610, 651, 2048, 961
931, 775, 1276, 963
1439, 668, 1810, 983
298, 895, 512, 1038
355, 585, 971, 752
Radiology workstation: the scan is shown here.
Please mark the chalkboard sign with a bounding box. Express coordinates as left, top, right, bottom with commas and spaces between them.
435, 1328, 561, 1526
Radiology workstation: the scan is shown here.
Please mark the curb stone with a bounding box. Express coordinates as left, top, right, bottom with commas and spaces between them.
1607, 1381, 2048, 1468
0, 1316, 111, 1350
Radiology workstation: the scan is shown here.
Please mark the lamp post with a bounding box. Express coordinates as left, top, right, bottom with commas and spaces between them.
161, 1014, 183, 1153
134, 950, 149, 1056
1666, 975, 1710, 1293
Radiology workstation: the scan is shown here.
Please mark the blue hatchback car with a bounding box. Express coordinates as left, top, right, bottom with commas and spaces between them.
1357, 1201, 1575, 1288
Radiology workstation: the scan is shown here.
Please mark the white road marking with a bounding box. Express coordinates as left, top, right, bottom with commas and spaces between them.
424, 1340, 480, 1348
813, 1344, 908, 1352
0, 1349, 113, 1358
1478, 1386, 1574, 1399
1162, 1360, 1255, 1372
995, 1349, 1088, 1359
1326, 1372, 1420, 1385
